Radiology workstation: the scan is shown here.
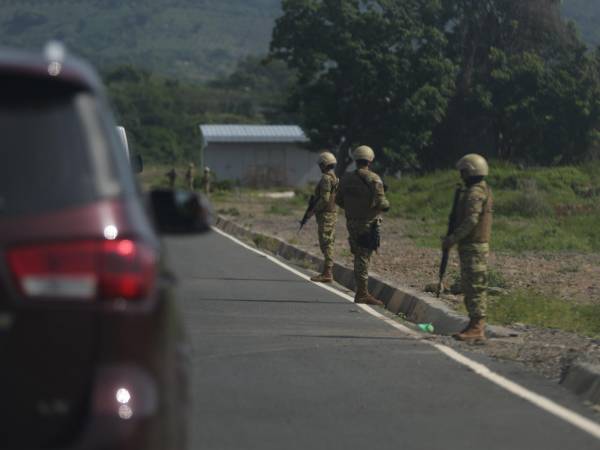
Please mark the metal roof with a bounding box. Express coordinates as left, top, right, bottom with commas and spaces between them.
199, 125, 309, 143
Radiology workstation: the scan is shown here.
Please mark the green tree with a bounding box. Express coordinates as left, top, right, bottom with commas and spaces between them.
429, 0, 600, 167
270, 0, 456, 174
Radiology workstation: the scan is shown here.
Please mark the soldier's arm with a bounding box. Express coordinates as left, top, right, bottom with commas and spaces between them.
446, 187, 486, 245
313, 177, 332, 213
372, 176, 390, 212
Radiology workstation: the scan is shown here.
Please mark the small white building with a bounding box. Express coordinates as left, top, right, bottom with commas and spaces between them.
199, 124, 322, 188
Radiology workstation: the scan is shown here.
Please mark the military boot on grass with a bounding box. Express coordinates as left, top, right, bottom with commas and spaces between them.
310, 267, 333, 283
454, 318, 486, 342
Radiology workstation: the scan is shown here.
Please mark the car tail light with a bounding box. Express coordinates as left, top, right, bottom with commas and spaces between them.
6, 240, 157, 300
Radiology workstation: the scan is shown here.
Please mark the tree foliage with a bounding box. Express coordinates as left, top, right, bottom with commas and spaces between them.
271, 0, 600, 172
270, 0, 456, 173
431, 0, 600, 167
105, 57, 294, 163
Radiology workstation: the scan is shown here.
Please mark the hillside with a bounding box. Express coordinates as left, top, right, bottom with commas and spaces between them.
0, 0, 281, 80
562, 0, 600, 47
1, 0, 598, 81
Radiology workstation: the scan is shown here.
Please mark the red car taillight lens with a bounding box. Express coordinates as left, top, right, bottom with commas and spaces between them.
7, 240, 157, 301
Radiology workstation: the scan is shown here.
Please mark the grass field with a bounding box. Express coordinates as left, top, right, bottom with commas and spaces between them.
487, 290, 600, 336
385, 162, 600, 253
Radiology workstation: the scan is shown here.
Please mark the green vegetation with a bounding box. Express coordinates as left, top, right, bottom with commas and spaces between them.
386, 163, 600, 252
0, 0, 282, 80
488, 290, 600, 337
272, 0, 600, 173
105, 59, 294, 163
267, 203, 294, 216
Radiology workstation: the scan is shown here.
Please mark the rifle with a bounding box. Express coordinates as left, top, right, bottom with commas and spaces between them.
298, 195, 318, 232
437, 185, 462, 297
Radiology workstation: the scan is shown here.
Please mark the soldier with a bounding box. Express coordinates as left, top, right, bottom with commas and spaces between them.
201, 166, 212, 195
165, 167, 177, 189
309, 152, 339, 283
442, 154, 493, 341
185, 162, 196, 191
336, 145, 389, 306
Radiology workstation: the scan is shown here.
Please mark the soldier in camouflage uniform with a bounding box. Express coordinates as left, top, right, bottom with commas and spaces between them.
309, 152, 339, 283
336, 146, 389, 306
201, 166, 212, 196
442, 154, 493, 341
185, 162, 196, 191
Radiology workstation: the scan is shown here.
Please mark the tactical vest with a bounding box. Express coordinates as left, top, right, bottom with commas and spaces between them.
456, 182, 493, 243
339, 169, 379, 219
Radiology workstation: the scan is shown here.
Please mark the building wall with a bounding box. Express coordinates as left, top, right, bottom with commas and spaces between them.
205, 142, 322, 188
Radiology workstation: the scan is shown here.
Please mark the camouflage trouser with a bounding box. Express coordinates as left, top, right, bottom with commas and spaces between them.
458, 243, 489, 320
316, 212, 337, 270
346, 217, 377, 291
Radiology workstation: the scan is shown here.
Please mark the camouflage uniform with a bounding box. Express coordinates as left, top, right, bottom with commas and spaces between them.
336, 168, 389, 297
446, 180, 493, 320
201, 167, 212, 195
185, 163, 196, 191
313, 171, 339, 271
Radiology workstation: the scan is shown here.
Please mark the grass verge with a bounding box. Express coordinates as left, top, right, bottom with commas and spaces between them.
487, 290, 600, 337
386, 162, 600, 253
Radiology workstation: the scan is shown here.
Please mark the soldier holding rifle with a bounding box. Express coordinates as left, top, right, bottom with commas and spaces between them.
299, 152, 340, 283
441, 154, 493, 342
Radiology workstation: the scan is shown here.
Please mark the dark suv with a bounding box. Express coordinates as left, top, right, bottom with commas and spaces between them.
0, 46, 208, 449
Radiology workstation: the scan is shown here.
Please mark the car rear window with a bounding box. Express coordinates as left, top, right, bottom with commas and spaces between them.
0, 83, 117, 217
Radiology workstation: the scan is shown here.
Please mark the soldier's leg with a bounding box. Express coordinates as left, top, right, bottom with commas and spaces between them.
460, 248, 488, 320
311, 215, 334, 282
347, 219, 381, 305
320, 213, 336, 270
456, 245, 488, 340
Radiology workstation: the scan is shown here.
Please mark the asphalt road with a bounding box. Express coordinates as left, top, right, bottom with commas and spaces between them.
165, 231, 600, 450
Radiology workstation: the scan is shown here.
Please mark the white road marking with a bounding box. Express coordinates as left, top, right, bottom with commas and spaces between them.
212, 226, 600, 440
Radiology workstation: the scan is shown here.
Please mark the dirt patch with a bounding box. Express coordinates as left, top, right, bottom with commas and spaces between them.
215, 194, 600, 383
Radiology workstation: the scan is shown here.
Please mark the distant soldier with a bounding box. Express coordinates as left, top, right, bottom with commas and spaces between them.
185, 162, 196, 191
336, 145, 389, 305
165, 167, 177, 189
201, 166, 212, 195
309, 152, 339, 283
442, 154, 493, 341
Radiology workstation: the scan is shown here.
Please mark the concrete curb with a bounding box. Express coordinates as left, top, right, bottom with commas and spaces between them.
561, 362, 600, 406
215, 216, 516, 338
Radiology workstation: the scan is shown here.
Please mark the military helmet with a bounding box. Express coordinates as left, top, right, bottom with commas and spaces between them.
352, 145, 375, 162
456, 154, 489, 177
318, 151, 337, 167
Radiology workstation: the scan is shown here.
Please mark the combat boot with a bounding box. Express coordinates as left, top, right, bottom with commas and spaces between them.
454, 318, 486, 342
452, 318, 474, 338
354, 287, 384, 307
310, 267, 333, 283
